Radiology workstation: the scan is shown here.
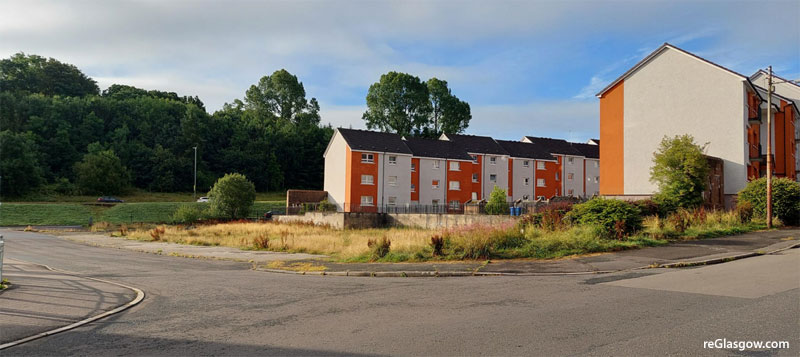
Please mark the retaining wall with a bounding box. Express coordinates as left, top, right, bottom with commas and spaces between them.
277, 212, 516, 230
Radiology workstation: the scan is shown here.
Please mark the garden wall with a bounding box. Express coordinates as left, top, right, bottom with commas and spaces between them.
277, 212, 516, 230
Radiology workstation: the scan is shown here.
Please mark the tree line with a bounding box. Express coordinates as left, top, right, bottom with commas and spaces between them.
0, 53, 471, 197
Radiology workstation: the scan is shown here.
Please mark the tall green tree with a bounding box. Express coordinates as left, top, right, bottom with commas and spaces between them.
208, 173, 256, 219
0, 131, 45, 196
426, 78, 471, 136
362, 72, 432, 137
73, 143, 131, 195
650, 135, 710, 209
244, 69, 320, 125
0, 53, 98, 96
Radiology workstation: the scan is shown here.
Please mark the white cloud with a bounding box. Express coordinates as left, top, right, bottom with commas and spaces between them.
470, 100, 598, 141
318, 104, 367, 130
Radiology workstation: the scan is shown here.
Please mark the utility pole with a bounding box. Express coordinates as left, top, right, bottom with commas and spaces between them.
766, 66, 773, 229
193, 146, 198, 199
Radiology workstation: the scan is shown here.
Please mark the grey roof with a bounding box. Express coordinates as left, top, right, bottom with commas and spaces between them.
442, 133, 508, 155
495, 140, 555, 161
403, 137, 474, 161
337, 128, 412, 154
523, 136, 584, 156
570, 142, 599, 159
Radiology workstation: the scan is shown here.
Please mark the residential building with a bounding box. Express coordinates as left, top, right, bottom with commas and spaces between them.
495, 140, 557, 201
403, 137, 474, 210
521, 136, 600, 198
596, 43, 799, 207
439, 133, 510, 200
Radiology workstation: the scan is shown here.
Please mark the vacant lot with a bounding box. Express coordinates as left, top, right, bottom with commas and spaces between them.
0, 201, 285, 226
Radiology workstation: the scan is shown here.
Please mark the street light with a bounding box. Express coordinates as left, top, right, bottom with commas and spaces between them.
193, 146, 197, 199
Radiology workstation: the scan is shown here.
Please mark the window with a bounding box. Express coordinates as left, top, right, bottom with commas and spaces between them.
432, 199, 440, 206
411, 184, 416, 192
537, 195, 545, 200
471, 192, 478, 200
432, 161, 440, 169
449, 161, 460, 171
388, 155, 397, 165
490, 174, 497, 182
472, 173, 479, 182
523, 160, 530, 168
388, 196, 397, 206
567, 157, 574, 164
593, 161, 599, 168
360, 196, 373, 206
449, 200, 460, 209
361, 174, 374, 185
524, 177, 530, 186
449, 181, 460, 190
555, 173, 560, 181
537, 161, 545, 170
388, 176, 397, 186
489, 156, 497, 165
411, 162, 416, 172
471, 155, 478, 163
594, 176, 599, 183
537, 178, 545, 187
567, 173, 574, 180
432, 180, 440, 189
361, 153, 374, 163
568, 189, 574, 196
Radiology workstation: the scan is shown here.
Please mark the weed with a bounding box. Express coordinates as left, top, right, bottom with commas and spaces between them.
367, 236, 391, 261
150, 226, 166, 241
430, 235, 444, 257
118, 224, 128, 236
252, 233, 270, 249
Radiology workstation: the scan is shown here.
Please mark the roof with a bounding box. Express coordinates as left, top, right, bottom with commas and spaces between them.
596, 43, 751, 97
403, 137, 474, 161
336, 128, 412, 154
751, 70, 800, 90
441, 133, 508, 155
495, 140, 555, 161
522, 136, 584, 156
570, 142, 599, 159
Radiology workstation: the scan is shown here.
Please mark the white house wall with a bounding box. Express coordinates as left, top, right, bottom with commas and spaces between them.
378, 153, 412, 208
623, 48, 748, 195
482, 154, 509, 199
511, 158, 535, 201
585, 159, 600, 196
323, 131, 348, 211
562, 155, 585, 197
417, 158, 446, 205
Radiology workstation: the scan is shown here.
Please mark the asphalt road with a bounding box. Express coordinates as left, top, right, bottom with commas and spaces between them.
2, 230, 798, 356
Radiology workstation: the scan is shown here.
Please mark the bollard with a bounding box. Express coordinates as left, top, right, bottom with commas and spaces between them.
0, 235, 4, 283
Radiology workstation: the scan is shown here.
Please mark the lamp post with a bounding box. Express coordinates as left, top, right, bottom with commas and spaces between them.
193, 146, 197, 199
766, 67, 772, 229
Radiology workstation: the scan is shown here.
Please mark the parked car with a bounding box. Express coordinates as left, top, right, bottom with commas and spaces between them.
97, 196, 124, 203
196, 197, 209, 202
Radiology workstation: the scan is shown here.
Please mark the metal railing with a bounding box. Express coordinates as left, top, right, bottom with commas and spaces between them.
0, 235, 4, 283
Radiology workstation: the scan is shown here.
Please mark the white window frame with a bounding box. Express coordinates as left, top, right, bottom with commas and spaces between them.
411, 162, 416, 172
537, 178, 545, 187
472, 173, 479, 182
449, 200, 460, 209
523, 160, 530, 168
432, 199, 440, 206
537, 161, 545, 170
471, 155, 478, 163
594, 176, 599, 183
387, 196, 397, 206
432, 180, 440, 189
360, 196, 374, 206
555, 173, 560, 181
361, 174, 374, 185
388, 155, 397, 165
593, 161, 599, 168
489, 174, 497, 182
449, 181, 460, 190
361, 153, 374, 163
432, 161, 440, 169
568, 189, 574, 196
567, 173, 574, 181
489, 156, 497, 165
388, 176, 397, 186
567, 157, 574, 164
471, 192, 478, 200
411, 183, 416, 192
524, 177, 530, 186
449, 161, 460, 171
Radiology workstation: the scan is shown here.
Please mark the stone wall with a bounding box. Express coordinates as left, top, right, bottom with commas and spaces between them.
277, 212, 516, 230
276, 212, 386, 229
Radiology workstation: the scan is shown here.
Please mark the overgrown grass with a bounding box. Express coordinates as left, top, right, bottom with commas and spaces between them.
0, 201, 286, 226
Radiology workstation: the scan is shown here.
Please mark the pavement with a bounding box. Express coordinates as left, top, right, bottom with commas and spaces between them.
0, 258, 138, 346
1, 229, 797, 356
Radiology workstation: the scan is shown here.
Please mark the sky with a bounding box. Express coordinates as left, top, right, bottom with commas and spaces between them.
2, 0, 799, 142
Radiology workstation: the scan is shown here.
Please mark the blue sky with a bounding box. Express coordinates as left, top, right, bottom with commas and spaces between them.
2, 0, 799, 142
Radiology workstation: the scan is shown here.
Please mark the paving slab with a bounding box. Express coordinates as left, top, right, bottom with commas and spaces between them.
0, 259, 136, 344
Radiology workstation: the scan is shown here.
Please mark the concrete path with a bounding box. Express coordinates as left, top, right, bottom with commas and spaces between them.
0, 259, 137, 345
60, 232, 326, 263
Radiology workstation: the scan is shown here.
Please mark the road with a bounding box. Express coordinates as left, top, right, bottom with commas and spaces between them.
1, 230, 798, 356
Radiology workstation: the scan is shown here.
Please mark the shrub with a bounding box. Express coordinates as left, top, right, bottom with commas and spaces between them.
738, 177, 800, 225
735, 201, 754, 223
631, 199, 661, 217
150, 226, 165, 241
253, 233, 270, 249
649, 135, 710, 209
73, 142, 131, 195
316, 200, 336, 212
565, 197, 643, 238
485, 186, 509, 215
207, 173, 256, 220
171, 204, 204, 224
367, 236, 391, 261
430, 235, 444, 257
668, 210, 691, 233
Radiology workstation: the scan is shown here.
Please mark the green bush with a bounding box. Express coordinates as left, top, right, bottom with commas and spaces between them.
316, 200, 336, 212
738, 177, 800, 225
367, 236, 391, 261
171, 204, 204, 224
485, 186, 509, 215
649, 135, 710, 209
565, 197, 643, 238
73, 143, 131, 195
735, 201, 754, 223
207, 173, 256, 219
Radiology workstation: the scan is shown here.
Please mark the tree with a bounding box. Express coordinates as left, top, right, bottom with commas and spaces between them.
362, 72, 432, 137
738, 177, 800, 225
0, 131, 45, 196
73, 143, 131, 195
0, 53, 98, 97
649, 135, 710, 209
244, 69, 320, 125
485, 186, 509, 215
207, 173, 256, 219
426, 78, 471, 136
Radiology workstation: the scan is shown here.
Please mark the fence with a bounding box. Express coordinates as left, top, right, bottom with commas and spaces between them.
0, 235, 4, 283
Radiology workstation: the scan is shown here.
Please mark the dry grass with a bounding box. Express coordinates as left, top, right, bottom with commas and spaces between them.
126, 222, 438, 259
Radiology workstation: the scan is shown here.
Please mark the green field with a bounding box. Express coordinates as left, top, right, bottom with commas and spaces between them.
0, 201, 286, 226
4, 189, 287, 203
